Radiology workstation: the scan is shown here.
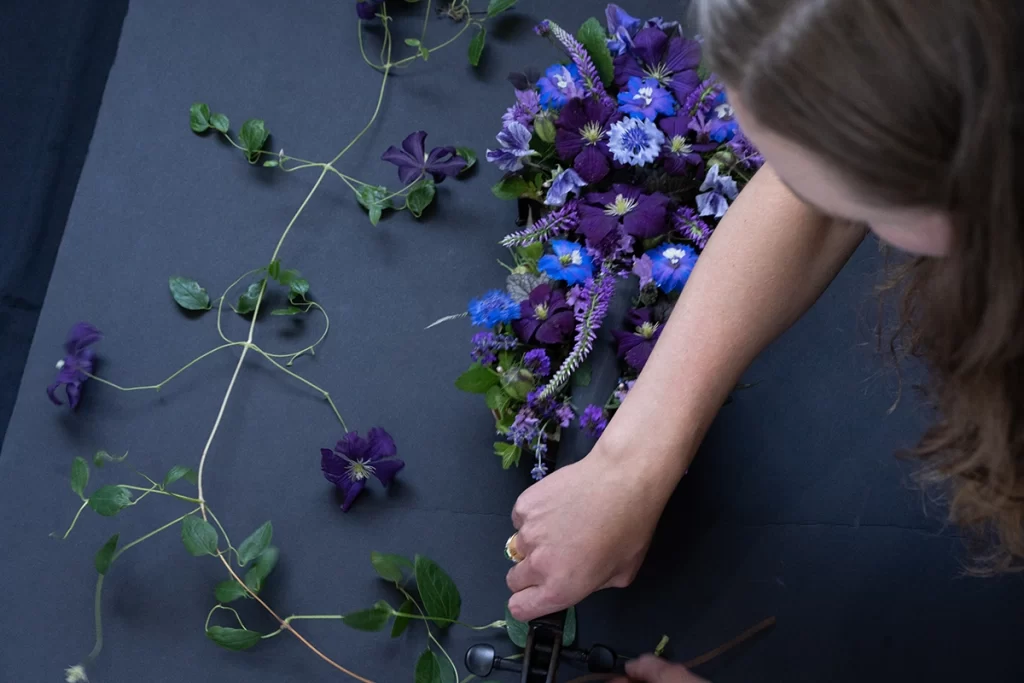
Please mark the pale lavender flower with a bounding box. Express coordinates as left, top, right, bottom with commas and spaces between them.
503, 88, 542, 127
486, 121, 537, 173
695, 164, 739, 218
555, 403, 575, 428
545, 168, 588, 207
632, 254, 655, 288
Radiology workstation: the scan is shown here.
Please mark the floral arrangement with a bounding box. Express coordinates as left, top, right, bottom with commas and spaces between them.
451, 4, 764, 479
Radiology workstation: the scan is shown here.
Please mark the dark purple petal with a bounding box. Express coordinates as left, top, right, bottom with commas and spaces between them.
425, 146, 467, 183
401, 131, 428, 160
662, 151, 699, 176
662, 37, 702, 77
339, 478, 366, 512
668, 72, 701, 105
372, 458, 405, 488
624, 338, 656, 370
335, 432, 370, 462
365, 427, 397, 462
512, 316, 541, 342
66, 322, 103, 356
535, 311, 575, 344
555, 128, 584, 161
555, 98, 590, 132
321, 448, 347, 486
66, 382, 81, 410
622, 193, 670, 238
381, 146, 422, 185
528, 283, 553, 306
356, 1, 381, 20
47, 381, 62, 406
574, 145, 610, 184
577, 204, 620, 246
631, 28, 668, 68
658, 114, 692, 140
613, 53, 645, 88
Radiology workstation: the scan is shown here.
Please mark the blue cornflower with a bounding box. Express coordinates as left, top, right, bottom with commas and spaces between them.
486, 121, 537, 173
538, 240, 595, 285
646, 243, 697, 293
468, 290, 521, 327
537, 64, 586, 110
617, 77, 676, 120
607, 117, 665, 166
545, 168, 587, 207
695, 164, 740, 218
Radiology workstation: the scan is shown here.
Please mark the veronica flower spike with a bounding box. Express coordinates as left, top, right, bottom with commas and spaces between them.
538, 240, 595, 285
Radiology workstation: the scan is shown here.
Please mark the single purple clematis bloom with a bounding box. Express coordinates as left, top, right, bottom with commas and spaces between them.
696, 164, 740, 219
659, 114, 716, 176
605, 4, 642, 55
612, 308, 664, 371
321, 428, 404, 512
545, 168, 587, 207
356, 1, 381, 20
674, 207, 715, 250
486, 121, 537, 173
617, 77, 676, 120
614, 27, 702, 104
503, 88, 542, 127
381, 131, 466, 185
607, 117, 665, 167
578, 184, 670, 247
708, 90, 739, 143
537, 63, 586, 110
579, 404, 608, 439
538, 240, 595, 285
647, 243, 698, 293
523, 348, 552, 377
48, 322, 102, 409
469, 289, 521, 327
513, 283, 575, 344
554, 97, 617, 184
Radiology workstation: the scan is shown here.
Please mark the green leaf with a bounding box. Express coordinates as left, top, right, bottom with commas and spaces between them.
168, 276, 211, 311
504, 605, 528, 647
210, 112, 230, 133
485, 385, 509, 411
93, 450, 127, 468
501, 373, 533, 401
268, 260, 280, 280
70, 457, 89, 499
244, 546, 279, 593
181, 516, 219, 557
486, 0, 517, 18
495, 412, 515, 435
573, 359, 592, 387
391, 597, 416, 638
577, 18, 615, 88
206, 625, 262, 651
189, 103, 211, 133
356, 185, 393, 226
455, 147, 476, 173
514, 242, 544, 265
406, 178, 436, 218
235, 280, 264, 315
263, 159, 279, 167
563, 606, 577, 646
414, 649, 457, 683
414, 555, 461, 628
405, 38, 421, 46
238, 118, 270, 164
94, 533, 118, 575
289, 278, 310, 298
468, 28, 486, 67
214, 579, 250, 603
534, 116, 556, 144
371, 551, 411, 583
276, 268, 300, 286
419, 45, 430, 61
455, 364, 500, 394
237, 521, 273, 566
271, 306, 303, 316
491, 176, 530, 200
88, 485, 132, 517
341, 600, 393, 632
494, 442, 521, 470
162, 465, 197, 489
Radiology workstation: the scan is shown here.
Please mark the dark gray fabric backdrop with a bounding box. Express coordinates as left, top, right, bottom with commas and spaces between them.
2, 1, 1022, 681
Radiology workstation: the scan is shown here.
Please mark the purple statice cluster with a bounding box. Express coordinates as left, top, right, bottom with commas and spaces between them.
460, 3, 766, 477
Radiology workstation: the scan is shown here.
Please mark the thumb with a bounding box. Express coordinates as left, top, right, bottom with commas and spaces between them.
625, 655, 705, 682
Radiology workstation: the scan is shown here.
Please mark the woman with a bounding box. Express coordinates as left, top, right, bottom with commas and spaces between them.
505, 0, 1024, 680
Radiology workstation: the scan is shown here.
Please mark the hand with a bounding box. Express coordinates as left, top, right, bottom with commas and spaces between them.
505, 440, 683, 622
611, 655, 708, 682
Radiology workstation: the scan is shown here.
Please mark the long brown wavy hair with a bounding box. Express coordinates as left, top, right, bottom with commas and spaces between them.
696, 0, 1024, 571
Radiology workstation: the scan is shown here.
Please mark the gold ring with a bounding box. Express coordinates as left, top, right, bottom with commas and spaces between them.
505, 533, 525, 563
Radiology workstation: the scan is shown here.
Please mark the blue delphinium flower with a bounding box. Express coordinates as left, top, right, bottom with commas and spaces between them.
486, 121, 537, 173
708, 90, 739, 143
617, 77, 676, 120
469, 290, 521, 327
607, 117, 665, 166
646, 243, 697, 293
545, 168, 587, 207
321, 428, 404, 512
537, 63, 586, 110
538, 240, 595, 285
695, 164, 740, 218
48, 322, 102, 409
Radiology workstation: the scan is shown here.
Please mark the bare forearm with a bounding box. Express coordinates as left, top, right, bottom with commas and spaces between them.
599, 165, 866, 479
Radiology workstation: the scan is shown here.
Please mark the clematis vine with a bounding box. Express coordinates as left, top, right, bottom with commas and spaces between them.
48, 322, 102, 410
614, 27, 702, 103
321, 428, 405, 512
381, 131, 467, 185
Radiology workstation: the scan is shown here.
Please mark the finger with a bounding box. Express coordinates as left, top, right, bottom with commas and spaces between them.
625, 655, 673, 681
511, 499, 526, 529
506, 556, 543, 593
507, 584, 562, 623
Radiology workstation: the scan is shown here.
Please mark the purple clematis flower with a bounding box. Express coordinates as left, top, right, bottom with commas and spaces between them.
545, 168, 587, 207
614, 28, 702, 104
356, 1, 381, 20
513, 283, 575, 344
48, 322, 101, 409
321, 428, 404, 512
612, 308, 664, 371
659, 115, 716, 176
578, 184, 670, 247
382, 131, 466, 185
486, 121, 537, 173
538, 240, 595, 285
554, 98, 617, 184
696, 164, 740, 219
647, 243, 698, 293
617, 77, 676, 120
537, 63, 586, 110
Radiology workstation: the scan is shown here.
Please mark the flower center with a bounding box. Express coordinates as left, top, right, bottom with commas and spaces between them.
558, 250, 584, 266
645, 63, 672, 86
554, 71, 571, 90
534, 303, 549, 320
580, 120, 604, 145
670, 135, 692, 154
347, 459, 375, 482
56, 359, 65, 370
604, 194, 638, 217
622, 126, 652, 154
715, 103, 734, 119
633, 86, 654, 107
663, 247, 688, 267
637, 321, 660, 339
